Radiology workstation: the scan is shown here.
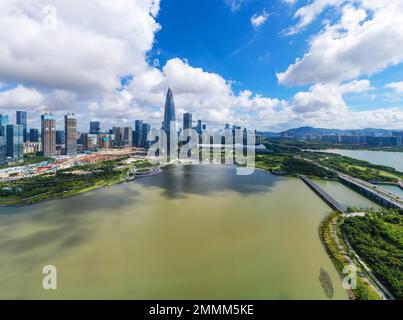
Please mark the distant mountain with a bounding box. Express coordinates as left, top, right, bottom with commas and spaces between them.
262, 126, 401, 139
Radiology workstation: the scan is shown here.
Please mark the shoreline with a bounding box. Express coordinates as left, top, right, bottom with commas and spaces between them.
0, 161, 313, 208
319, 212, 384, 300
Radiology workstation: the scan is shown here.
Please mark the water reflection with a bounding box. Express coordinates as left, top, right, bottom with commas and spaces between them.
137, 165, 278, 199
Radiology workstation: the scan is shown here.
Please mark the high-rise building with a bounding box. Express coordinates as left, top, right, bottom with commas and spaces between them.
90, 121, 101, 134
6, 124, 24, 162
56, 130, 65, 145
183, 113, 192, 130
97, 134, 111, 149
0, 136, 5, 164
134, 120, 144, 147
41, 114, 56, 157
141, 123, 151, 148
0, 115, 10, 164
65, 114, 77, 155
196, 120, 202, 135
112, 127, 124, 147
29, 128, 39, 142
16, 111, 28, 142
162, 87, 176, 155
84, 134, 98, 151
123, 127, 133, 147
0, 114, 9, 141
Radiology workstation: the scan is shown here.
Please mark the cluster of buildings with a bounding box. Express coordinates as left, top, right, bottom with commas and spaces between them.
0, 111, 153, 165
308, 133, 403, 146
0, 87, 262, 165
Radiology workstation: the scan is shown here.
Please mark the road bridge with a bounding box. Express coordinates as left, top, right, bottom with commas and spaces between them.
300, 176, 347, 213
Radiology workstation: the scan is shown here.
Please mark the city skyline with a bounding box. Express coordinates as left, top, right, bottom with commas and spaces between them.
0, 1, 402, 132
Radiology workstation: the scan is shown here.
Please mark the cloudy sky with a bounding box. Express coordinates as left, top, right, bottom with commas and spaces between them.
0, 0, 402, 132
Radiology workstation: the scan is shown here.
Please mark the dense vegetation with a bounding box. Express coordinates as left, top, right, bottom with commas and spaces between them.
302, 152, 402, 183
341, 211, 403, 299
261, 139, 402, 183
0, 158, 156, 205
265, 138, 403, 153
319, 212, 381, 300
0, 159, 128, 205
256, 153, 337, 178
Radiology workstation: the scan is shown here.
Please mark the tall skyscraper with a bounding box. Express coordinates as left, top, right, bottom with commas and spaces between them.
65, 114, 77, 155
183, 112, 192, 130
0, 114, 9, 140
6, 124, 24, 162
29, 128, 39, 142
0, 136, 5, 164
112, 127, 124, 147
162, 87, 176, 156
56, 130, 65, 145
90, 121, 101, 134
141, 123, 151, 148
16, 111, 27, 142
41, 114, 56, 157
196, 120, 202, 135
124, 127, 133, 147
134, 120, 144, 147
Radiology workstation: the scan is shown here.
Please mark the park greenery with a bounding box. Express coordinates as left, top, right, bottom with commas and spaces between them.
302, 152, 402, 183
319, 212, 381, 300
255, 153, 337, 179
266, 138, 403, 153
260, 139, 403, 183
0, 158, 153, 206
341, 210, 403, 299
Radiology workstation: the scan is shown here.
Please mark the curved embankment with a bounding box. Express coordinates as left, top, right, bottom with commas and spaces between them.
319, 213, 383, 300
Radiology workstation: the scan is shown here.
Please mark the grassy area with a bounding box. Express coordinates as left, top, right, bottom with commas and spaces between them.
0, 158, 157, 206
255, 153, 337, 179
265, 138, 403, 153
261, 140, 402, 183
341, 210, 403, 299
319, 212, 382, 300
0, 160, 129, 206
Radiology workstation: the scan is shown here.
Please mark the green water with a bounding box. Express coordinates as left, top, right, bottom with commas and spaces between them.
0, 165, 347, 300
314, 180, 381, 210
379, 184, 403, 199
322, 149, 403, 172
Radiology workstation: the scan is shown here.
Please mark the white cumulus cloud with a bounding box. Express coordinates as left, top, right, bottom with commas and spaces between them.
278, 1, 403, 86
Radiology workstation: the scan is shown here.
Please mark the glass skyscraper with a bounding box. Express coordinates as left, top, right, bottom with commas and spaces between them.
141, 123, 151, 148
0, 115, 9, 163
162, 87, 176, 156
16, 111, 27, 142
30, 128, 39, 142
0, 114, 9, 138
90, 121, 101, 134
134, 120, 144, 147
183, 112, 192, 130
6, 124, 24, 162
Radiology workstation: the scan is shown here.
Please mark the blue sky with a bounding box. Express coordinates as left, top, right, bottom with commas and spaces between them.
152, 0, 403, 110
151, 0, 309, 99
0, 0, 402, 131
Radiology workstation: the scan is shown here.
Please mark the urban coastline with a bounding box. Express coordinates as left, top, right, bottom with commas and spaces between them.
1, 88, 402, 301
